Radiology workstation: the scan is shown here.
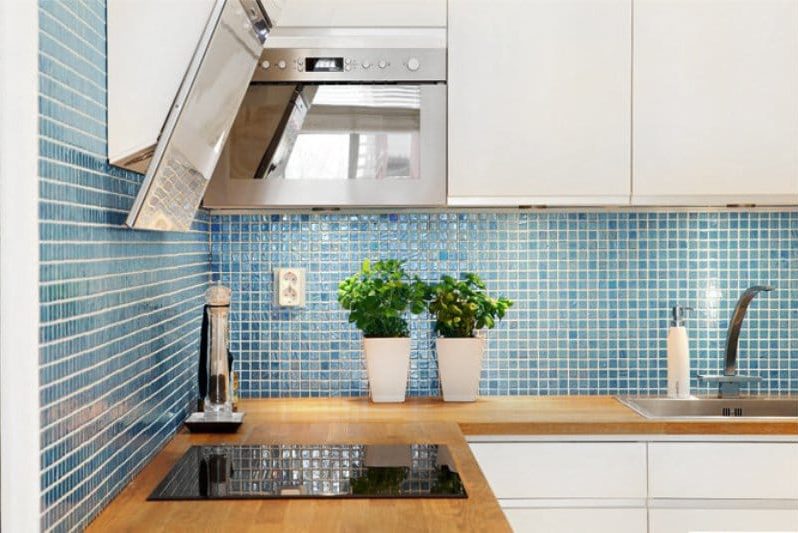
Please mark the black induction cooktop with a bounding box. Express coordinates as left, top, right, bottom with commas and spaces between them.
148, 444, 467, 500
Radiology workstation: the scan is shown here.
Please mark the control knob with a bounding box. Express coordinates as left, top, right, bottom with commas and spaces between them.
362, 60, 372, 69
378, 60, 387, 69
260, 60, 270, 70
406, 57, 420, 71
277, 60, 287, 69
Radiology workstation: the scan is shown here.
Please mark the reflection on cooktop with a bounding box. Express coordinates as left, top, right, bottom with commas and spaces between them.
148, 444, 467, 500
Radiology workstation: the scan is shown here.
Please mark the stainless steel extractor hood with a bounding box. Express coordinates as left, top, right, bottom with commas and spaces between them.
124, 0, 273, 231
202, 32, 448, 209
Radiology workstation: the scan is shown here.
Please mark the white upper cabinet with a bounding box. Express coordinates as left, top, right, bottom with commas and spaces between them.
633, 0, 798, 205
448, 0, 632, 206
108, 0, 215, 170
108, 0, 284, 172
277, 0, 446, 27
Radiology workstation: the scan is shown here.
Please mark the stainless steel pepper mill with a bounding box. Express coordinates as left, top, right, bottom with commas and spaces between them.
204, 284, 232, 414
186, 284, 244, 431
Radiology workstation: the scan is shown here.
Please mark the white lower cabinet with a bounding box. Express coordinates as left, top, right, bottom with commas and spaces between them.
648, 441, 798, 533
649, 442, 798, 500
649, 508, 798, 533
469, 442, 646, 499
504, 507, 646, 533
469, 437, 798, 533
470, 441, 647, 532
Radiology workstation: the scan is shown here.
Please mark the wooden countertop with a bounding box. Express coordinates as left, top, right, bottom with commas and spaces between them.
237, 396, 798, 436
88, 396, 797, 532
87, 420, 509, 533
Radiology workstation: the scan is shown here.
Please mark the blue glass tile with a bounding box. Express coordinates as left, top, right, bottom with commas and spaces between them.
211, 210, 798, 400
38, 2, 210, 529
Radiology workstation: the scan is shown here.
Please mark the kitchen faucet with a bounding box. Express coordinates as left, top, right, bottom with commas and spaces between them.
698, 285, 773, 398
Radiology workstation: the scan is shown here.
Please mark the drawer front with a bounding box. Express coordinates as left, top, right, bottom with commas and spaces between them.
650, 508, 798, 533
505, 508, 647, 533
649, 442, 798, 499
469, 442, 646, 499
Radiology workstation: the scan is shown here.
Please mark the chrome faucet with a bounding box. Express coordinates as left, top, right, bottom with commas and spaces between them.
699, 285, 773, 398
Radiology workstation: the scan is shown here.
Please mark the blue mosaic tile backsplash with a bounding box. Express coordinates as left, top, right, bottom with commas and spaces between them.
211, 211, 798, 399
38, 1, 209, 531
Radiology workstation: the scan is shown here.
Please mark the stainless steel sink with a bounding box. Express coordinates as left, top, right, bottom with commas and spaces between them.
617, 396, 798, 419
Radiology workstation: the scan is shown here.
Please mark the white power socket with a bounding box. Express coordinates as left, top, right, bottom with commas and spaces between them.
274, 268, 305, 307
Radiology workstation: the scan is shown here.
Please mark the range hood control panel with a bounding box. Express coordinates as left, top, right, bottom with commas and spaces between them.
252, 47, 446, 82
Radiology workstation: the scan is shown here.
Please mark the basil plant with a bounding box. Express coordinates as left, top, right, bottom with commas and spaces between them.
338, 259, 428, 338
428, 273, 513, 338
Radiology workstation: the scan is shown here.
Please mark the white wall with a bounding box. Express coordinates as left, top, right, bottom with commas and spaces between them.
0, 0, 42, 530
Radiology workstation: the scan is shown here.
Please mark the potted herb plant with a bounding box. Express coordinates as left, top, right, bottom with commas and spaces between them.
428, 274, 512, 402
338, 259, 428, 403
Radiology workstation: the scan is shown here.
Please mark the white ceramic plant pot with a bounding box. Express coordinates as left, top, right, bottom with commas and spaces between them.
363, 337, 411, 403
436, 337, 485, 402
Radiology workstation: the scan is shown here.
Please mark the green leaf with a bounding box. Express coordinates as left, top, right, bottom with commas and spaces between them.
337, 259, 431, 337
427, 273, 513, 338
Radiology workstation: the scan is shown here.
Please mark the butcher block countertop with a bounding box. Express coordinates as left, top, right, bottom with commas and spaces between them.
88, 396, 798, 532
234, 396, 798, 436
87, 420, 510, 533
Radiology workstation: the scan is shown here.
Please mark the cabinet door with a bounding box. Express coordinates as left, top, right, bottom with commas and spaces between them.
649, 442, 798, 499
108, 0, 214, 169
469, 442, 647, 499
633, 0, 798, 205
650, 508, 798, 533
505, 508, 647, 533
448, 0, 632, 206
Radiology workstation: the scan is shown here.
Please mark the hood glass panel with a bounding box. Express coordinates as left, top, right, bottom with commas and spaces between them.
222, 84, 422, 181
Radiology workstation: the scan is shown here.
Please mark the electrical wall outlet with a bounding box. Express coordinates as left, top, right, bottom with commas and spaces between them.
274, 268, 305, 307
